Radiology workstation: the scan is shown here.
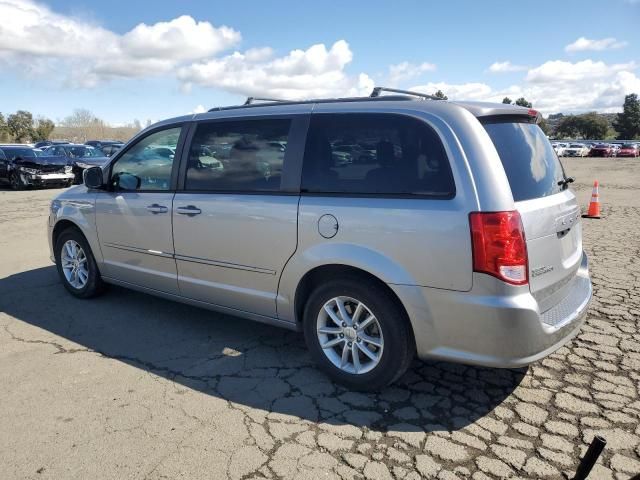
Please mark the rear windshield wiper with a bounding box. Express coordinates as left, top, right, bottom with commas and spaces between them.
558, 176, 575, 188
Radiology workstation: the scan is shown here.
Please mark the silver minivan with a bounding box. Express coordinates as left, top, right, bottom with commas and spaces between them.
48, 88, 592, 390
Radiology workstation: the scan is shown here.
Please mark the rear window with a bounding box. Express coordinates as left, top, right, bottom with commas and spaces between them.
482, 120, 566, 202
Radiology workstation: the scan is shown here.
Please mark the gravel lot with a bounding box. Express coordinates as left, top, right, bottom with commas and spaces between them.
1, 157, 639, 480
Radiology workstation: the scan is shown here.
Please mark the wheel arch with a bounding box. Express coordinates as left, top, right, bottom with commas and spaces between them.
293, 264, 415, 343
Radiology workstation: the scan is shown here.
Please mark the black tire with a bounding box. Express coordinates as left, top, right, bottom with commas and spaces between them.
303, 277, 415, 391
9, 171, 25, 190
54, 227, 105, 299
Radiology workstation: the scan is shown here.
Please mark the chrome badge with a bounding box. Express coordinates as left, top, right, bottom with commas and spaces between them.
532, 265, 554, 277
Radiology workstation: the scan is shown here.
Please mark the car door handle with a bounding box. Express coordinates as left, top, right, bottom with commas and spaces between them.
176, 205, 202, 216
146, 204, 168, 214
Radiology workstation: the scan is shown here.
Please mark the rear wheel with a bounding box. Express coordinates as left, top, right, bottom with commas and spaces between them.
303, 277, 415, 391
54, 228, 104, 298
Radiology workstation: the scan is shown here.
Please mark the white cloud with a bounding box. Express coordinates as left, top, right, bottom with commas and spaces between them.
565, 37, 628, 52
488, 61, 528, 73
526, 59, 636, 83
388, 61, 436, 85
411, 59, 640, 114
192, 105, 207, 114
0, 0, 240, 85
177, 40, 373, 99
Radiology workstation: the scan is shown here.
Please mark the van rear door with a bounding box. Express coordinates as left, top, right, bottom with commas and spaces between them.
482, 118, 582, 311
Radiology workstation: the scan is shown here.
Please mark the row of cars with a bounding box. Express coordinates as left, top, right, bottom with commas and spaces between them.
0, 140, 123, 189
551, 141, 640, 157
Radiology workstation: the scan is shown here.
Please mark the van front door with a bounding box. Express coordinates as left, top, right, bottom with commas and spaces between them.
95, 126, 184, 294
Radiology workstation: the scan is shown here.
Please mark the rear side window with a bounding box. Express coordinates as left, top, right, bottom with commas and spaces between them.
301, 114, 455, 197
185, 119, 291, 192
482, 120, 566, 202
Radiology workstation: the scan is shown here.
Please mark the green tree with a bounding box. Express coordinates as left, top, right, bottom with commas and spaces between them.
613, 93, 640, 140
433, 90, 448, 100
555, 116, 579, 139
7, 110, 34, 142
0, 112, 9, 142
538, 117, 551, 136
502, 97, 512, 104
578, 112, 609, 139
555, 113, 609, 139
515, 97, 532, 108
33, 118, 56, 141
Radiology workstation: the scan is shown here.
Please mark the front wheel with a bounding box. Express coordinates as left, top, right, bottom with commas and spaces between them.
9, 171, 25, 190
303, 278, 415, 391
54, 228, 104, 298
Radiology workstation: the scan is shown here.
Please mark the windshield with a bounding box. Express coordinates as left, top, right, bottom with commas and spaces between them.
569, 144, 583, 148
68, 146, 103, 158
482, 120, 566, 202
621, 144, 636, 148
4, 148, 36, 159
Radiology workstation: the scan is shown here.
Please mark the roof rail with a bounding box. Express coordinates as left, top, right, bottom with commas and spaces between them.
206, 92, 417, 112
370, 86, 444, 101
243, 96, 288, 105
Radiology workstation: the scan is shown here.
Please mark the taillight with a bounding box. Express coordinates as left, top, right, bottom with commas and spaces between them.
469, 211, 528, 285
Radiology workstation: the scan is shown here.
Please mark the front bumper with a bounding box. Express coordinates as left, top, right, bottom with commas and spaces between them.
20, 171, 74, 186
392, 251, 592, 368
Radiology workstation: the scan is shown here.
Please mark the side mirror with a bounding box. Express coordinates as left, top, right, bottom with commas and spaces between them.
83, 167, 104, 189
113, 172, 141, 191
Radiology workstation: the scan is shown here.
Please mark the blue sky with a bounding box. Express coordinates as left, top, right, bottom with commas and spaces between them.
1, 0, 638, 124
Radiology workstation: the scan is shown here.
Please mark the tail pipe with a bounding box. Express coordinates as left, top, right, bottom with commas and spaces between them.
572, 435, 606, 480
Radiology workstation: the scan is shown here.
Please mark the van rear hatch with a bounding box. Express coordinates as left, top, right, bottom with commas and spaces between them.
481, 117, 582, 312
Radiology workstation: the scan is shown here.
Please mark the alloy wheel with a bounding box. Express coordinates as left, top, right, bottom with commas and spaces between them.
60, 240, 89, 289
316, 296, 384, 375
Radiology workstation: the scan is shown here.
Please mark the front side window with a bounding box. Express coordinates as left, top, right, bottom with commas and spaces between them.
111, 127, 182, 191
185, 119, 291, 192
301, 114, 455, 197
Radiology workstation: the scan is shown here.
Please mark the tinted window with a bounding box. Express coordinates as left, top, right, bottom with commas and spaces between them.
2, 148, 36, 160
185, 119, 290, 192
301, 114, 454, 196
111, 127, 182, 191
482, 120, 566, 202
67, 146, 103, 158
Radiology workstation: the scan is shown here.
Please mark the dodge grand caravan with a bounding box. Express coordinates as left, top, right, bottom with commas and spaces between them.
48, 88, 592, 390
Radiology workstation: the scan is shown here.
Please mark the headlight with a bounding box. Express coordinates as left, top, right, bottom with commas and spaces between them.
19, 166, 39, 175
65, 165, 73, 174
50, 200, 62, 216
75, 162, 91, 169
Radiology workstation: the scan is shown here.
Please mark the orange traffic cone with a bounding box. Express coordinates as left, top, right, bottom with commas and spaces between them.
582, 180, 601, 219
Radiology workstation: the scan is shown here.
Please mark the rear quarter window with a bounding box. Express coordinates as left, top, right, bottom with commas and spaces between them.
301, 113, 455, 197
482, 119, 566, 202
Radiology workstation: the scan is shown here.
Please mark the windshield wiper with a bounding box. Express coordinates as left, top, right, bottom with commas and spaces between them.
558, 176, 575, 188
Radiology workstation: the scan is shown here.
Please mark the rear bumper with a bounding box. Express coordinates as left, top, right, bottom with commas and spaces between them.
392, 251, 592, 368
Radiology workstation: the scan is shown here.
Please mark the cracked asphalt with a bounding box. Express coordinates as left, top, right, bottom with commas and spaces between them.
1, 157, 639, 480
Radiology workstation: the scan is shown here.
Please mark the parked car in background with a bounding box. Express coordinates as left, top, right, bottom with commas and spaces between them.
48, 90, 591, 389
617, 143, 640, 157
552, 142, 569, 156
564, 143, 590, 157
610, 144, 621, 157
34, 140, 70, 149
0, 145, 74, 189
43, 144, 110, 184
589, 143, 615, 157
85, 140, 125, 157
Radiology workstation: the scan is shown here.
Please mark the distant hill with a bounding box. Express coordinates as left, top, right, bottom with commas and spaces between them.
546, 112, 618, 139
51, 125, 139, 144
